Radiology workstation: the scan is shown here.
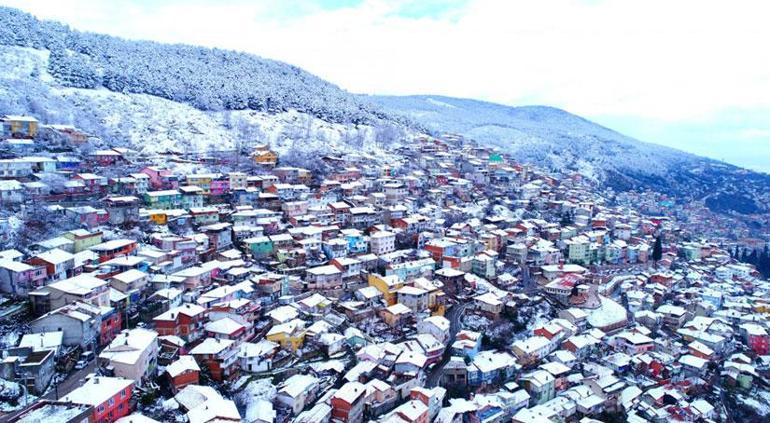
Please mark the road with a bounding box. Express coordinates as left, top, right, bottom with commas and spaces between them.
43, 358, 98, 400
425, 302, 468, 387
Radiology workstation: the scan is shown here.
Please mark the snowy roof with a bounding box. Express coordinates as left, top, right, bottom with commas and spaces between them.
99, 328, 158, 365
18, 331, 63, 351
332, 381, 366, 404
279, 374, 318, 398
205, 317, 245, 335
48, 274, 107, 295
266, 305, 299, 323
166, 355, 200, 378
62, 376, 133, 406
189, 337, 235, 355
112, 269, 147, 284
35, 248, 73, 264
186, 397, 241, 423
587, 296, 627, 329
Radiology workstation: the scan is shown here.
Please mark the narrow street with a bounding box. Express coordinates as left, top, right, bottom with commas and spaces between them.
426, 302, 468, 387
42, 358, 98, 401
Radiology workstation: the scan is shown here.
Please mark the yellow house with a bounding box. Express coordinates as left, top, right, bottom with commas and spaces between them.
754, 302, 770, 314
266, 319, 306, 352
2, 115, 38, 138
368, 273, 403, 305
148, 211, 168, 225
252, 146, 278, 166
63, 229, 103, 253
185, 174, 216, 194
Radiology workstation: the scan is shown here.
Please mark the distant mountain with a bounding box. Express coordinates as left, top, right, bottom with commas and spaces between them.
366, 95, 770, 215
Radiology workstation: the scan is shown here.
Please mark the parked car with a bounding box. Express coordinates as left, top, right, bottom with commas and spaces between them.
74, 360, 88, 370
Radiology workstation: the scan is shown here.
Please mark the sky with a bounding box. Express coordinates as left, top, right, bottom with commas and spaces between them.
3, 0, 770, 171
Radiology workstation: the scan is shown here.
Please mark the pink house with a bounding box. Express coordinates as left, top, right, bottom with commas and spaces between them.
210, 176, 230, 196
141, 166, 180, 190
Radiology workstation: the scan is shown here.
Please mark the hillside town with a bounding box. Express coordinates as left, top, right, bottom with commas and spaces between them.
0, 114, 769, 423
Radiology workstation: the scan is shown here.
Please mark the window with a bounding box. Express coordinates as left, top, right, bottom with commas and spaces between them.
122, 388, 127, 397
108, 398, 114, 406
98, 405, 104, 412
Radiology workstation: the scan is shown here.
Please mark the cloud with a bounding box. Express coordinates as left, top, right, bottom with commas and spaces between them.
2, 0, 770, 124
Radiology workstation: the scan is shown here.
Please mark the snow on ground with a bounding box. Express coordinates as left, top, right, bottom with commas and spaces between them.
236, 378, 278, 422
737, 391, 770, 417
0, 378, 35, 412
587, 296, 628, 329
0, 45, 414, 156
0, 46, 52, 82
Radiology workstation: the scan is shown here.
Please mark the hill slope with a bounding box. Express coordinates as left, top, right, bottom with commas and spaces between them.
366, 95, 770, 214
0, 6, 410, 126
0, 7, 412, 155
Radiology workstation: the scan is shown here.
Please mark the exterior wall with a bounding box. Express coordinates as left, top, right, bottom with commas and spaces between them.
91, 384, 133, 422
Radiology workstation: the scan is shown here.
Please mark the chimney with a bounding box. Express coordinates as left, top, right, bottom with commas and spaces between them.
94, 378, 100, 384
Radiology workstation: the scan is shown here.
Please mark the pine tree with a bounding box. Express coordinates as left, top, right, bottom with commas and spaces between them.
652, 236, 663, 264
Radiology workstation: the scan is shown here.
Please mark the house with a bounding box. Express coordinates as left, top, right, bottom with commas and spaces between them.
520, 370, 556, 404
417, 315, 451, 344
90, 239, 138, 263
63, 229, 104, 253
331, 381, 367, 422
239, 340, 279, 373
7, 400, 92, 422
27, 248, 74, 281
105, 196, 141, 225
99, 328, 159, 386
29, 302, 101, 349
1, 115, 39, 138
397, 286, 429, 312
109, 269, 149, 300
189, 337, 240, 382
656, 304, 688, 328
612, 331, 655, 355
466, 350, 518, 386
276, 374, 320, 415
153, 303, 208, 342
61, 376, 134, 423
740, 323, 770, 356
305, 265, 343, 291
370, 230, 396, 255
18, 331, 64, 356
205, 317, 247, 342
0, 260, 47, 295
29, 273, 110, 315
474, 292, 503, 317
452, 330, 483, 359
388, 399, 429, 423
0, 348, 56, 395
381, 303, 412, 327
512, 336, 553, 364
266, 319, 306, 352
252, 146, 278, 166
145, 189, 182, 209
370, 271, 406, 304
165, 355, 200, 393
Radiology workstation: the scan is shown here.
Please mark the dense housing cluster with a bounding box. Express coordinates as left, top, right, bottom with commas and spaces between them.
0, 116, 769, 423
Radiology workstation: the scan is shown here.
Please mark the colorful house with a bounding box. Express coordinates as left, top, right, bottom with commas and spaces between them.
61, 376, 134, 423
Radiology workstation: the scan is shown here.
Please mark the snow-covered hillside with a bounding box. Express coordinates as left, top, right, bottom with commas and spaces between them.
366, 95, 701, 178
366, 95, 770, 214
0, 7, 414, 127
0, 45, 409, 156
